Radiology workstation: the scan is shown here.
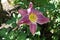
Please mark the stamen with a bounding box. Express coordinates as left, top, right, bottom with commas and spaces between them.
29, 13, 37, 23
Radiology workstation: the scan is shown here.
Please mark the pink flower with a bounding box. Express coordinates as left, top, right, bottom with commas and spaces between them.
18, 2, 49, 35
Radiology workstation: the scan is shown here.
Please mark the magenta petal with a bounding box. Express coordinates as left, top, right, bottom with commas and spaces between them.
29, 2, 33, 8
29, 23, 37, 35
27, 2, 33, 14
18, 15, 31, 25
18, 9, 27, 16
37, 14, 49, 24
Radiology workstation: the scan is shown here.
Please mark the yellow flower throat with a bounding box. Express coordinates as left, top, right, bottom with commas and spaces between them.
29, 13, 37, 23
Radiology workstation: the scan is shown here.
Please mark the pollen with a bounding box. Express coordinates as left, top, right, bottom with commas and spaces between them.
29, 13, 37, 23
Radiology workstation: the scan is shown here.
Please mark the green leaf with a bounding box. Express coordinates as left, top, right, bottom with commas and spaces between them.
16, 32, 27, 40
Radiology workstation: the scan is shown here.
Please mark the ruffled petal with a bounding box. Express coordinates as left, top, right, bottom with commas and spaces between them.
18, 9, 27, 16
29, 23, 37, 35
37, 14, 49, 24
18, 15, 31, 25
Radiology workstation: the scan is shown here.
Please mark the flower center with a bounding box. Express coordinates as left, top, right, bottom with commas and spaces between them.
29, 13, 37, 23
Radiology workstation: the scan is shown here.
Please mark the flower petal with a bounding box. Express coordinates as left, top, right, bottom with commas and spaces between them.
18, 9, 27, 16
18, 15, 31, 25
27, 2, 33, 14
29, 23, 37, 35
29, 2, 33, 8
37, 14, 49, 24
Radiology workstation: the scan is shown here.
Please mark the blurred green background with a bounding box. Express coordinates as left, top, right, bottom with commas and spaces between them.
0, 0, 60, 40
